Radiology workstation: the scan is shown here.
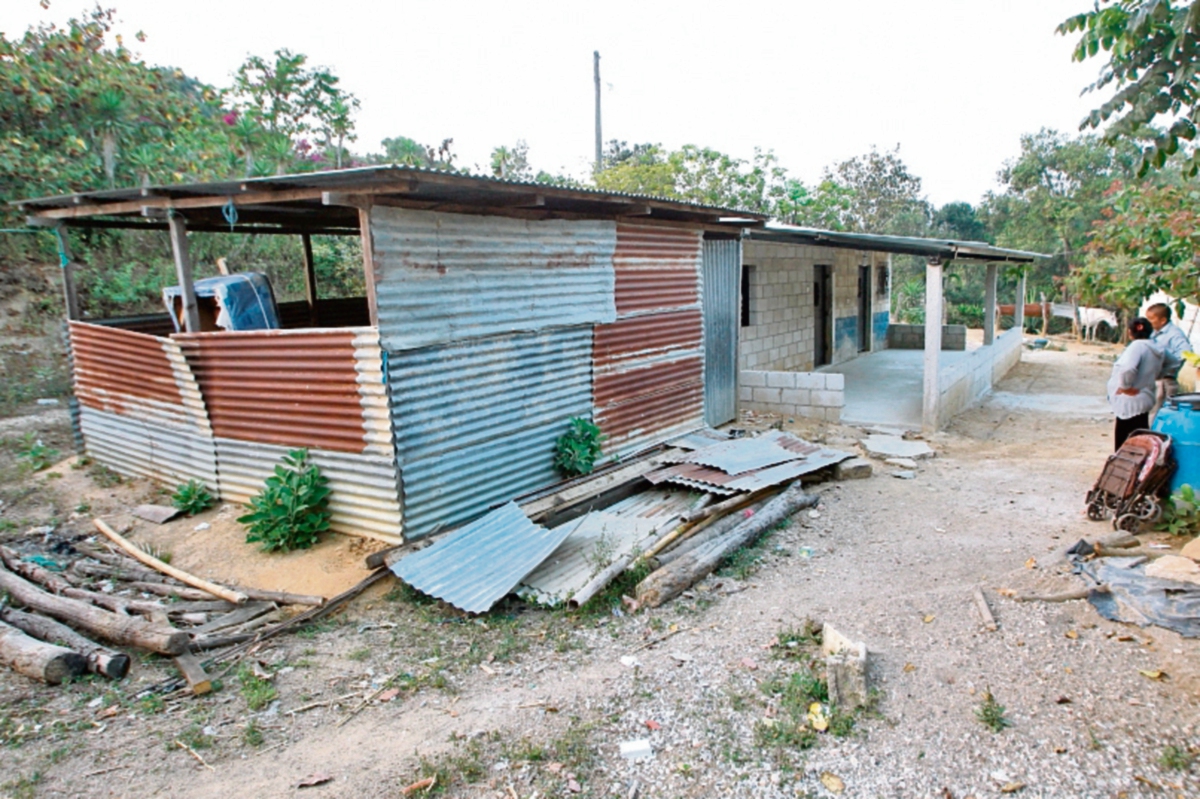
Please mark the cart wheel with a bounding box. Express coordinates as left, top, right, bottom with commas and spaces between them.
1104, 493, 1124, 511
1133, 497, 1162, 522
1086, 499, 1108, 521
1114, 513, 1143, 532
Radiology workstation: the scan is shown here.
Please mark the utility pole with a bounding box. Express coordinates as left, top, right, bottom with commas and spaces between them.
593, 50, 602, 174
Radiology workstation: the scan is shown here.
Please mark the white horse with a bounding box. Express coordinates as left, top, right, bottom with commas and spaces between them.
1078, 306, 1118, 342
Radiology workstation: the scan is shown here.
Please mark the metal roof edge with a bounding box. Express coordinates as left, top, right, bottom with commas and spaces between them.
749, 223, 1046, 263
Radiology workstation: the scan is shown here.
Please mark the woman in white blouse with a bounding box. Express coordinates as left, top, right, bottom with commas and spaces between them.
1107, 316, 1164, 450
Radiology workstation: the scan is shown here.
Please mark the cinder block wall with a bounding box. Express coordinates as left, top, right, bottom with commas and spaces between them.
739, 242, 891, 372
887, 323, 968, 351
739, 370, 845, 422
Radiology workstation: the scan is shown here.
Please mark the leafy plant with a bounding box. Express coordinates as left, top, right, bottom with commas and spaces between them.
553, 417, 605, 478
171, 480, 215, 516
17, 434, 59, 472
1159, 744, 1195, 772
975, 687, 1011, 733
1157, 484, 1200, 536
239, 448, 331, 552
237, 663, 278, 711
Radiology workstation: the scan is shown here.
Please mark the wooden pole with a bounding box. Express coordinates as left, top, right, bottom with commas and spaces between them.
93, 519, 248, 605
0, 619, 87, 685
594, 51, 602, 174
301, 232, 317, 326
357, 206, 379, 328
53, 225, 81, 320
922, 258, 944, 434
167, 214, 200, 333
0, 606, 130, 679
983, 263, 997, 346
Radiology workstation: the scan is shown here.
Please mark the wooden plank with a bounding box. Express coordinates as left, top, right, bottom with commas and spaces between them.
93, 519, 248, 604
358, 206, 379, 328
173, 650, 212, 695
301, 233, 317, 325
190, 601, 274, 635
167, 216, 200, 333
31, 187, 328, 220
972, 587, 998, 631
521, 451, 675, 521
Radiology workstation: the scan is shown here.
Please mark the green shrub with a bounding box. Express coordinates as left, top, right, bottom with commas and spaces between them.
238, 448, 331, 552
554, 417, 605, 478
171, 480, 215, 516
17, 434, 59, 473
1158, 484, 1200, 536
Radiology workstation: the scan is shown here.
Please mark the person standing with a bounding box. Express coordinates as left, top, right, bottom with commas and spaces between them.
1108, 317, 1164, 450
1146, 302, 1190, 420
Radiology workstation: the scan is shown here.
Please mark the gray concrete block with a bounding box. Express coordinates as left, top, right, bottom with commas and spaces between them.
752, 387, 781, 405
812, 390, 845, 408
834, 457, 873, 480
780, 388, 811, 406
740, 371, 767, 388
794, 372, 825, 390
766, 371, 793, 389
822, 624, 869, 710
825, 373, 845, 391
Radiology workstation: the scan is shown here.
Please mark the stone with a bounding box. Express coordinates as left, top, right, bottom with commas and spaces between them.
892, 470, 916, 480
1180, 537, 1200, 562
619, 739, 654, 761
834, 458, 873, 480
884, 458, 918, 469
821, 623, 868, 710
1144, 555, 1200, 585
862, 434, 935, 460
131, 504, 182, 524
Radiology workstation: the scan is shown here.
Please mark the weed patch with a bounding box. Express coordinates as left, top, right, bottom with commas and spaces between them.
237, 664, 278, 711
975, 687, 1010, 733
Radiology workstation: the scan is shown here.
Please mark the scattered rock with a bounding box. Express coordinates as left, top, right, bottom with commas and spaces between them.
821, 623, 869, 710
892, 470, 916, 480
834, 457, 873, 480
1180, 536, 1200, 562
131, 504, 182, 524
884, 457, 918, 469
1144, 555, 1200, 585
618, 739, 653, 761
863, 435, 935, 460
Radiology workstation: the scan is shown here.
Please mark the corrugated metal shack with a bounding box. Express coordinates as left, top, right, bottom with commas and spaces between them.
17, 167, 766, 543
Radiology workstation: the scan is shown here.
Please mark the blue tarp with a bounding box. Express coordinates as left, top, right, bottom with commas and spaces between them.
163, 272, 279, 332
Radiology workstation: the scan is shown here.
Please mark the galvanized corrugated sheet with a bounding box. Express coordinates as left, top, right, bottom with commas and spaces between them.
646, 448, 853, 494
391, 502, 571, 613
702, 239, 740, 426
593, 224, 706, 455
178, 328, 374, 454
79, 406, 218, 492
215, 437, 402, 543
388, 327, 594, 539
666, 436, 804, 475
371, 207, 617, 351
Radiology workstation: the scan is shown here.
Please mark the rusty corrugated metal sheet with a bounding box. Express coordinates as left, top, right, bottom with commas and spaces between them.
593, 224, 705, 455
645, 448, 853, 494
215, 437, 402, 544
371, 206, 617, 351
387, 326, 594, 539
70, 322, 183, 410
177, 328, 372, 454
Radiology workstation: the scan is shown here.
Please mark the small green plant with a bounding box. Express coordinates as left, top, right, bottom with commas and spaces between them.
1157, 484, 1200, 535
88, 463, 123, 487
171, 480, 215, 516
139, 694, 165, 715
17, 434, 58, 472
237, 664, 278, 711
177, 723, 213, 750
347, 647, 371, 662
243, 720, 264, 747
1159, 744, 1195, 772
975, 687, 1011, 733
553, 417, 605, 478
239, 448, 331, 553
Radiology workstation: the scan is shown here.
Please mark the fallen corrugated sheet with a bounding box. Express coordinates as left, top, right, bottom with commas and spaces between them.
646, 443, 852, 495
179, 328, 376, 454
79, 406, 218, 492
371, 206, 617, 351
388, 326, 593, 539
391, 502, 573, 613
664, 435, 807, 475
519, 510, 661, 606
593, 224, 705, 455
668, 428, 732, 451
215, 437, 403, 543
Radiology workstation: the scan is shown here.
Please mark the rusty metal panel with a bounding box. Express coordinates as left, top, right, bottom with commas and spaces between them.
646, 448, 853, 494
391, 502, 573, 613
79, 406, 218, 491
70, 322, 183, 410
387, 326, 594, 539
593, 224, 706, 455
177, 328, 374, 454
215, 437, 403, 544
370, 206, 617, 351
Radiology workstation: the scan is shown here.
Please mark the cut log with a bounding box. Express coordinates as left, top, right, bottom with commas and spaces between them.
165, 600, 238, 615
0, 618, 87, 684
656, 497, 773, 566
636, 482, 819, 608
93, 519, 248, 605
190, 602, 275, 635
126, 582, 214, 601
236, 587, 324, 607
0, 607, 131, 680
71, 560, 174, 585
567, 515, 684, 609
0, 563, 188, 655
0, 546, 165, 616
173, 650, 212, 695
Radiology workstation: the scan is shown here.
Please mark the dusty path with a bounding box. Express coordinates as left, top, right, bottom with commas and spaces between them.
2, 346, 1197, 798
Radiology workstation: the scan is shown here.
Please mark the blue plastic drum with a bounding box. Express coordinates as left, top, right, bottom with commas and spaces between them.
1152, 393, 1200, 495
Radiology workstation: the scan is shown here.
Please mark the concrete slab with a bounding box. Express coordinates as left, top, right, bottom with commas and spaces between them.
885, 457, 918, 469
863, 435, 935, 460
824, 348, 974, 428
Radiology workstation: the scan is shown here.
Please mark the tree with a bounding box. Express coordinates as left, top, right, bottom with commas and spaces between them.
593, 143, 678, 197
932, 202, 989, 242
772, 178, 854, 230
828, 146, 929, 234
490, 140, 531, 180
1059, 0, 1200, 175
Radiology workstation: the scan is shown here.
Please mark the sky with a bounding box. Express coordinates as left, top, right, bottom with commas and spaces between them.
1, 0, 1111, 207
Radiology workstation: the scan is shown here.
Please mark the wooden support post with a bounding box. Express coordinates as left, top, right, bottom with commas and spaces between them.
983, 263, 997, 346
922, 258, 944, 434
54, 225, 81, 320
167, 214, 200, 333
357, 206, 379, 328
301, 232, 317, 326
1015, 271, 1027, 334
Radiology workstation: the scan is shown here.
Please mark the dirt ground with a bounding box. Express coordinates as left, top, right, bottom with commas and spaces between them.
1, 340, 1198, 799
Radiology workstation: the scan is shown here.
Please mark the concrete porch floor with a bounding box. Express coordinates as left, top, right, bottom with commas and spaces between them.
821, 347, 975, 429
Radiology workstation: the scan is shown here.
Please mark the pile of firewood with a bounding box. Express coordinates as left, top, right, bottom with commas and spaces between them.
0, 519, 325, 691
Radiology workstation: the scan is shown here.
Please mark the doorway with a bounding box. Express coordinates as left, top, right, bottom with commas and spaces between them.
814, 264, 832, 367
858, 264, 871, 352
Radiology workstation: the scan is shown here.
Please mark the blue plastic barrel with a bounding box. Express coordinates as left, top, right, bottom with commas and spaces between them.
1152, 393, 1200, 494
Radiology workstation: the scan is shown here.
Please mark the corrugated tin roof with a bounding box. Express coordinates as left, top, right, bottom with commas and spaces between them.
391, 502, 573, 614
668, 429, 732, 451
750, 224, 1045, 264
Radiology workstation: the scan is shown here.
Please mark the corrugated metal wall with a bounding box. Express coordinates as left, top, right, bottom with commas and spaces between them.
370, 206, 617, 351
702, 239, 740, 426
387, 327, 594, 539
593, 224, 705, 454
69, 322, 218, 491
